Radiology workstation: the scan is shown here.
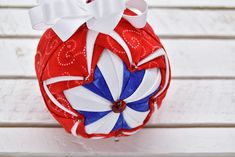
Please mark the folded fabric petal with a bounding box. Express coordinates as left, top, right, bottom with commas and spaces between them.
63, 49, 162, 135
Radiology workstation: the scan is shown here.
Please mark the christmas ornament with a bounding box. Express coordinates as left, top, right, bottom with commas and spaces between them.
29, 0, 171, 139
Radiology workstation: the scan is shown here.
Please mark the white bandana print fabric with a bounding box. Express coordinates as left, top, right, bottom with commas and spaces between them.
63, 49, 162, 135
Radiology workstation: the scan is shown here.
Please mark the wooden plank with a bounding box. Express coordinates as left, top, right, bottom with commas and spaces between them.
1, 39, 235, 78
163, 39, 235, 78
153, 79, 235, 126
0, 79, 55, 125
1, 79, 235, 126
0, 39, 37, 77
0, 128, 235, 156
0, 9, 42, 36
1, 9, 235, 37
0, 0, 37, 7
147, 9, 235, 38
1, 0, 235, 8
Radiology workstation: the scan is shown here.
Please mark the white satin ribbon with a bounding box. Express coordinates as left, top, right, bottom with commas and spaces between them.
29, 0, 148, 41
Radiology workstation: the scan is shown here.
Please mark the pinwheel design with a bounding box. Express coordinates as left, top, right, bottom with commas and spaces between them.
64, 49, 162, 135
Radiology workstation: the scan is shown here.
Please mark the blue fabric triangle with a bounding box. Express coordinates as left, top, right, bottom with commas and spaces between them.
111, 113, 131, 131
127, 101, 150, 112
120, 64, 145, 100
84, 67, 114, 102
78, 110, 112, 126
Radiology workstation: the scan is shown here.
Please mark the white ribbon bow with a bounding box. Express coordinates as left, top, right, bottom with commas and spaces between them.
29, 0, 148, 41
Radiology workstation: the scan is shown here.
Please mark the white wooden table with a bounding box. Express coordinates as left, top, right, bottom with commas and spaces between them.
0, 0, 235, 156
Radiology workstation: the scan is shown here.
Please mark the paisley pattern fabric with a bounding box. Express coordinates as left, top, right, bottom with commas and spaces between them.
64, 49, 161, 135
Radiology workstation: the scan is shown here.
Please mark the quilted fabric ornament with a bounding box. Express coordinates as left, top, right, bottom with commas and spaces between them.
29, 0, 171, 139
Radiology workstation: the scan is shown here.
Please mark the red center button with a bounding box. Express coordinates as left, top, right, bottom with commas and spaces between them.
112, 100, 127, 113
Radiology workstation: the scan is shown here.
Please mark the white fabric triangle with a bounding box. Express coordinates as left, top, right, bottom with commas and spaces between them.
124, 68, 161, 103
97, 49, 124, 101
123, 106, 149, 128
64, 86, 112, 112
85, 112, 120, 134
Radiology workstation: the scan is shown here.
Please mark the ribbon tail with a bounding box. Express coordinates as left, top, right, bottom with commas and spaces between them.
53, 16, 93, 41
87, 12, 123, 34
29, 5, 48, 30
123, 0, 148, 28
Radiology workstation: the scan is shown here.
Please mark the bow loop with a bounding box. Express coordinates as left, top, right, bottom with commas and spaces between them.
29, 0, 148, 41
88, 0, 125, 19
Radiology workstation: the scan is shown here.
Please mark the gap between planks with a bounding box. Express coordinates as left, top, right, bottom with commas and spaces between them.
2, 35, 235, 40
148, 6, 235, 10
1, 4, 235, 10
2, 122, 235, 129
1, 76, 235, 80
0, 153, 234, 157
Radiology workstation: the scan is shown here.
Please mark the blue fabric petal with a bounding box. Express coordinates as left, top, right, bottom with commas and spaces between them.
127, 101, 150, 112
84, 67, 114, 102
120, 64, 145, 100
80, 60, 161, 131
112, 113, 131, 131
78, 110, 112, 126
127, 87, 161, 112
121, 63, 131, 94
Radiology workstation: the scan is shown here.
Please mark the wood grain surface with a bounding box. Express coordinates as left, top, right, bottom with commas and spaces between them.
0, 128, 235, 157
1, 39, 235, 78
1, 0, 235, 8
0, 9, 235, 38
1, 79, 235, 127
0, 0, 234, 156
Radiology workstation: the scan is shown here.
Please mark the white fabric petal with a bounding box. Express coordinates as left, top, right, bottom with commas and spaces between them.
137, 48, 165, 66
97, 49, 124, 101
85, 112, 120, 134
124, 68, 161, 103
86, 30, 99, 75
123, 106, 149, 128
64, 86, 112, 112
